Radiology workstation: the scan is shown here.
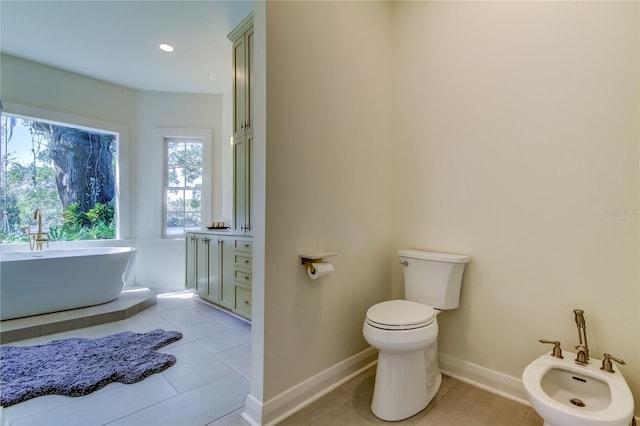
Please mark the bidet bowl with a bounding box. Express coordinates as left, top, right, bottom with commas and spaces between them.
522, 351, 634, 426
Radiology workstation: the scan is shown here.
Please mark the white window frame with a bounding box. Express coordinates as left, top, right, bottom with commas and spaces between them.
159, 128, 212, 239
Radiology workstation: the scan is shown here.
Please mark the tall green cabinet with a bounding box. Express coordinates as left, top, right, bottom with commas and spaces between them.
229, 13, 254, 236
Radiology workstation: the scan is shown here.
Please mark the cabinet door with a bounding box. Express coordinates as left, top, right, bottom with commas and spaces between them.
232, 29, 253, 139
245, 132, 253, 235
233, 137, 247, 234
219, 237, 235, 309
233, 133, 253, 235
245, 27, 254, 135
185, 233, 197, 290
206, 238, 221, 303
232, 36, 247, 141
195, 235, 208, 298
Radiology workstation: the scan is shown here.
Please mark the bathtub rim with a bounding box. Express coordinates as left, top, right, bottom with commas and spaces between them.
0, 246, 136, 262
0, 239, 134, 254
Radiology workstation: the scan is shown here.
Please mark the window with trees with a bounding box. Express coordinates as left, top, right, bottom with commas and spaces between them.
164, 138, 204, 238
1, 113, 117, 243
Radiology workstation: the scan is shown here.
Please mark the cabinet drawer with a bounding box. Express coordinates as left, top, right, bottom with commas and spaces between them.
235, 286, 252, 318
234, 254, 252, 269
234, 269, 252, 286
234, 239, 252, 253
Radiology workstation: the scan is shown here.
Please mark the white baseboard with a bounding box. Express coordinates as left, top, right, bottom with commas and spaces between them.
241, 394, 263, 426
438, 352, 530, 406
242, 347, 377, 426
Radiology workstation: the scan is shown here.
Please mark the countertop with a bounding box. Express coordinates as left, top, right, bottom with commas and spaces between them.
188, 229, 252, 238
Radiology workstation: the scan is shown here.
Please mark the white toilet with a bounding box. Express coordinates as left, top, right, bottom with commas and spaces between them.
363, 249, 469, 421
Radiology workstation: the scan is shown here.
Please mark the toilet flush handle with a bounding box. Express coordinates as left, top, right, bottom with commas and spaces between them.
400, 261, 408, 266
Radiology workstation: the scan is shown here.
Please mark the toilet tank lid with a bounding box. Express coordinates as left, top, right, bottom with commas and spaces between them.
398, 249, 469, 264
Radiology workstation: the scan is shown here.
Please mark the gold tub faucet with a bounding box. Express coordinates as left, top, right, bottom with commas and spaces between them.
30, 209, 49, 251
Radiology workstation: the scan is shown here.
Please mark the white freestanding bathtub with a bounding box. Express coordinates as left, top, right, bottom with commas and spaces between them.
0, 247, 136, 320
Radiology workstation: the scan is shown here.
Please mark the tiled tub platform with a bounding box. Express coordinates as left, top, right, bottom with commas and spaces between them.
0, 286, 156, 344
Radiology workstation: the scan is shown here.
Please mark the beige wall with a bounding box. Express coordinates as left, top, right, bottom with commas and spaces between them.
261, 0, 640, 417
392, 0, 640, 411
263, 0, 394, 398
0, 54, 136, 125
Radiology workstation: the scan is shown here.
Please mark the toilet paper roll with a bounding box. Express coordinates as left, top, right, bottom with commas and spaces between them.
307, 262, 334, 280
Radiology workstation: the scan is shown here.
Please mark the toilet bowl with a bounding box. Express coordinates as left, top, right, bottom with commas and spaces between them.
363, 300, 440, 421
363, 249, 469, 421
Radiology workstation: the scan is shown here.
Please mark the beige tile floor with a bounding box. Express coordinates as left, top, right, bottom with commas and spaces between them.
279, 367, 543, 426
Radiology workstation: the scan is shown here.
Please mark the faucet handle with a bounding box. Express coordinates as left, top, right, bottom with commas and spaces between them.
539, 339, 563, 358
600, 353, 626, 373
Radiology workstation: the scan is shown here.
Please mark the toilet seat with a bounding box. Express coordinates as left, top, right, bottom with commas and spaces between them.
366, 300, 435, 330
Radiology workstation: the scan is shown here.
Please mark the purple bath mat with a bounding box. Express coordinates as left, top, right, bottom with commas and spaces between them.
0, 329, 182, 407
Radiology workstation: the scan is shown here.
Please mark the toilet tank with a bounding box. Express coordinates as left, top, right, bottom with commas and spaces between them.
399, 249, 470, 310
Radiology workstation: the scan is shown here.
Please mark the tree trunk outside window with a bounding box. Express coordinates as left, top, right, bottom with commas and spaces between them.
45, 126, 115, 214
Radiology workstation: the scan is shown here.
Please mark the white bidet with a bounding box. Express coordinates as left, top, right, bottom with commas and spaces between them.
522, 351, 634, 426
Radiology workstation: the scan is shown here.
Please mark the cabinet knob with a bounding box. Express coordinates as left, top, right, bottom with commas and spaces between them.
243, 300, 250, 305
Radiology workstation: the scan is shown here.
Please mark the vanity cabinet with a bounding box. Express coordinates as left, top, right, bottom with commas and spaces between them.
232, 238, 252, 319
229, 13, 253, 236
185, 232, 252, 320
186, 233, 225, 302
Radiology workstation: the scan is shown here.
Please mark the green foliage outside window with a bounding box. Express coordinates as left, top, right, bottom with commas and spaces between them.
1, 115, 117, 243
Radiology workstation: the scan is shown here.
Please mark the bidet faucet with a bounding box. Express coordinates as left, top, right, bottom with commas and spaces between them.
574, 345, 589, 365
573, 309, 589, 362
538, 339, 563, 359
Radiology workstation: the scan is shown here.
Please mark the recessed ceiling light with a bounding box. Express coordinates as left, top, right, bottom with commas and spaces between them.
159, 43, 174, 53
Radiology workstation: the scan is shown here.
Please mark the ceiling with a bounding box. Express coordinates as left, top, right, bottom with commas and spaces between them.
0, 0, 254, 94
